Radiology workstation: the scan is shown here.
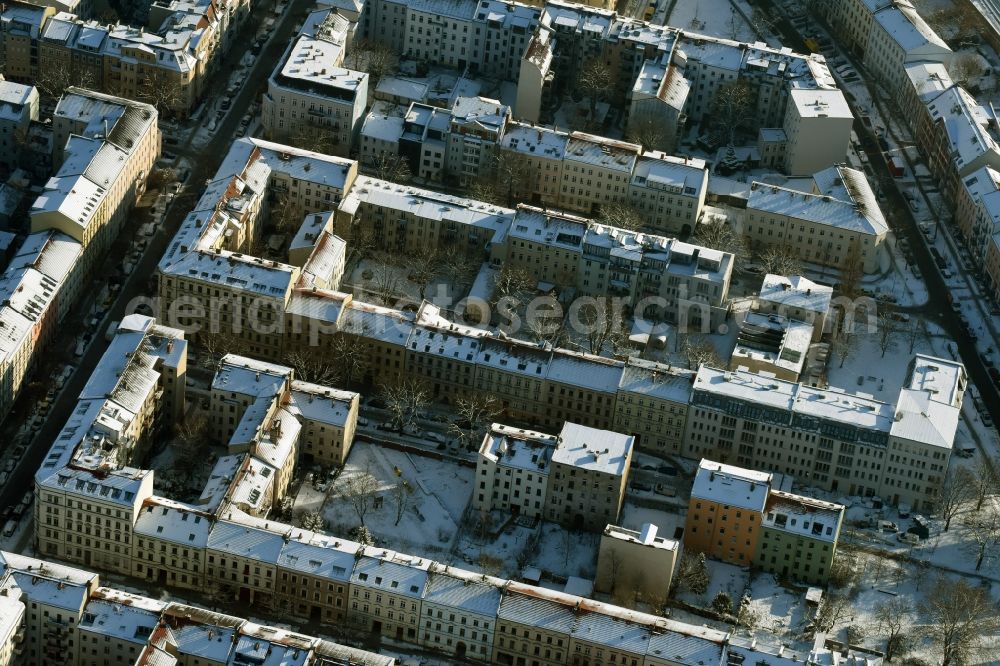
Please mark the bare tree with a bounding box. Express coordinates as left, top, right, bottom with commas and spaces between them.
136, 70, 189, 117
970, 457, 998, 511
935, 468, 972, 532
840, 239, 865, 299
831, 328, 857, 369
874, 598, 911, 662
367, 151, 412, 183
484, 149, 533, 208
726, 7, 742, 40
710, 78, 756, 146
735, 596, 762, 631
289, 118, 342, 156
406, 247, 441, 300
393, 481, 410, 526
467, 176, 503, 207
815, 593, 852, 633
681, 333, 722, 370
477, 553, 504, 577
283, 350, 339, 386
369, 259, 401, 307
920, 577, 1000, 666
906, 317, 925, 354
341, 470, 380, 527
174, 412, 208, 475
198, 330, 249, 366
525, 305, 568, 347
449, 392, 502, 450
949, 53, 985, 86
759, 245, 803, 276
578, 297, 630, 356
269, 190, 302, 235
625, 107, 671, 152
577, 58, 612, 119
876, 310, 898, 358
343, 40, 398, 87
597, 201, 646, 232
963, 502, 1000, 571
693, 216, 749, 269
606, 549, 624, 594
38, 67, 99, 102
492, 265, 535, 306
378, 378, 430, 432
328, 334, 371, 388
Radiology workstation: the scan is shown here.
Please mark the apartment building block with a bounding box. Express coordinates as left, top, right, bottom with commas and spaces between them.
756, 490, 844, 584
613, 358, 693, 456
349, 549, 429, 641
0, 551, 392, 666
756, 274, 833, 343
275, 529, 358, 624
40, 88, 160, 273
595, 523, 678, 601
544, 421, 634, 530
743, 165, 888, 274
818, 0, 951, 95
420, 564, 503, 661
1, 0, 252, 115
0, 79, 37, 174
288, 380, 360, 467
0, 588, 24, 666
684, 460, 772, 566
684, 354, 966, 510
474, 424, 557, 520
499, 205, 733, 329
262, 9, 369, 156
132, 498, 211, 592
447, 95, 510, 184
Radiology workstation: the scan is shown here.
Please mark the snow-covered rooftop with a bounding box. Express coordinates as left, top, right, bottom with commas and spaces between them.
691, 458, 772, 510
758, 274, 833, 314
617, 358, 693, 403
553, 422, 633, 477
747, 178, 888, 237
762, 490, 844, 543
479, 423, 556, 472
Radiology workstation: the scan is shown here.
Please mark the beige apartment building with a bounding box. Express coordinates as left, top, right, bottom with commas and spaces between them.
132, 498, 210, 592
275, 530, 358, 623
474, 424, 557, 520
0, 590, 24, 666
544, 422, 634, 531
348, 549, 429, 642
595, 523, 678, 602
684, 355, 966, 509
37, 88, 160, 273
205, 520, 281, 605
262, 10, 369, 156
743, 166, 888, 274
420, 564, 503, 662
288, 380, 360, 466
613, 359, 693, 456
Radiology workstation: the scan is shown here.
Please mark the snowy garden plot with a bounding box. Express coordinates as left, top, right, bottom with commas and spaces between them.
320, 440, 474, 558
452, 518, 601, 582
344, 257, 471, 312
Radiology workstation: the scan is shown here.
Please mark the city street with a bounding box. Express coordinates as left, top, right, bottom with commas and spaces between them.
760, 0, 1000, 431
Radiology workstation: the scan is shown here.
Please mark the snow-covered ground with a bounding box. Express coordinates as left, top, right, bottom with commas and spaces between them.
316, 440, 474, 558
667, 0, 755, 42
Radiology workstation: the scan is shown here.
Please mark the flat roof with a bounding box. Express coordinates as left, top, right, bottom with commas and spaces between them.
553, 422, 633, 477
